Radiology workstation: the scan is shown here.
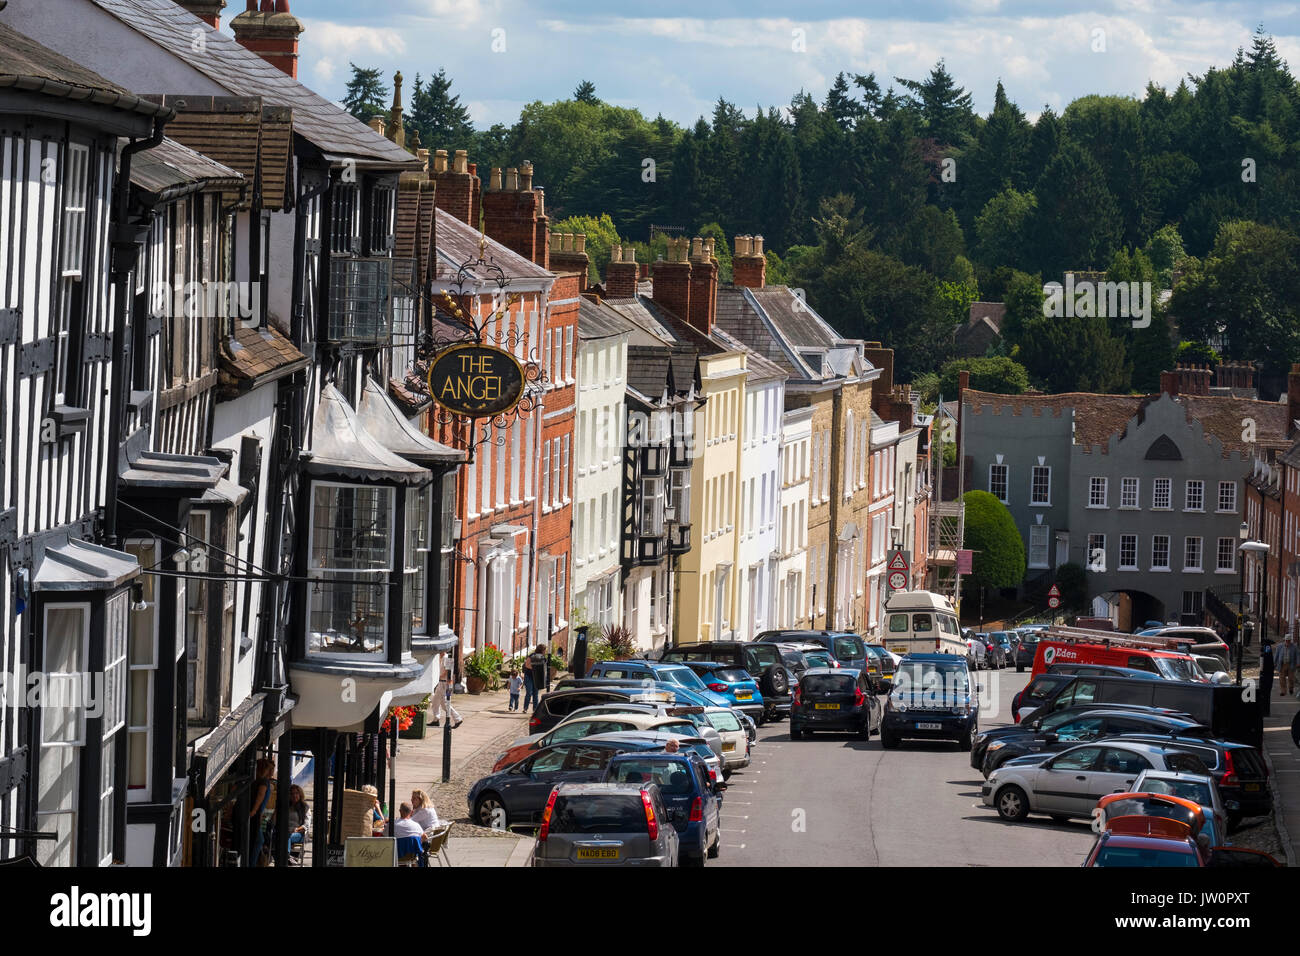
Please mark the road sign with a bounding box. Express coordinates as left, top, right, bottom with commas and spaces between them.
1047, 584, 1061, 610
956, 550, 973, 574
888, 570, 908, 591
887, 550, 910, 572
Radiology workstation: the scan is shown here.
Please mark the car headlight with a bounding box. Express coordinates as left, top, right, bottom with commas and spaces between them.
892, 699, 907, 713
974, 732, 987, 744
987, 741, 1005, 751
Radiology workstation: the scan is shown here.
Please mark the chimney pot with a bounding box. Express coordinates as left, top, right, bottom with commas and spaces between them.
624, 246, 636, 263
752, 235, 764, 257
549, 233, 562, 253
274, 0, 289, 10
368, 116, 386, 135
735, 235, 751, 257
575, 234, 586, 254
260, 0, 273, 11
504, 166, 518, 190
433, 149, 448, 173
489, 167, 502, 190
691, 236, 704, 260
453, 150, 468, 174
611, 243, 622, 262
520, 161, 534, 191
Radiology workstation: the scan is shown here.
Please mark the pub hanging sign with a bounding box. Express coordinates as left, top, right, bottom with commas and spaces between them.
428, 342, 526, 419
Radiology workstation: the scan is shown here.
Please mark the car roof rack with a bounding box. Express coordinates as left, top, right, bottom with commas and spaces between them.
1042, 625, 1197, 654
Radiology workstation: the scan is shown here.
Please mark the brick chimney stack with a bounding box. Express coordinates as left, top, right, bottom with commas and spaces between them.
1175, 362, 1211, 396
432, 149, 477, 228
1160, 370, 1179, 397
231, 0, 304, 79
550, 232, 589, 292
653, 238, 693, 327
688, 236, 718, 334
606, 245, 639, 300
482, 160, 549, 268
862, 342, 895, 396
733, 234, 767, 289
176, 0, 226, 28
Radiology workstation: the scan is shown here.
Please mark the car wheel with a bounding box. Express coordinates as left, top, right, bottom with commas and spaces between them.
707, 835, 720, 859
474, 792, 507, 830
857, 722, 871, 740
995, 785, 1030, 822
761, 665, 790, 699
880, 729, 899, 749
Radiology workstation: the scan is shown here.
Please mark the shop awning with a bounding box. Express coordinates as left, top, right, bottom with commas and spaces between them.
32, 536, 139, 591
191, 692, 267, 798
198, 476, 250, 508
120, 450, 226, 492
302, 384, 431, 486
357, 377, 465, 466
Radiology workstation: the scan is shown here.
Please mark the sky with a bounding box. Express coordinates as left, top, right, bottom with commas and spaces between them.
236, 0, 1300, 127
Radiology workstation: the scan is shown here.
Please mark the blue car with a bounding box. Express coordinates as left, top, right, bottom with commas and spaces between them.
604, 751, 722, 865
468, 737, 670, 830
587, 660, 732, 708
673, 661, 764, 722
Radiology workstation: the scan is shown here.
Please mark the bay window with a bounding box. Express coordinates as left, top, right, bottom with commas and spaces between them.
307, 483, 395, 658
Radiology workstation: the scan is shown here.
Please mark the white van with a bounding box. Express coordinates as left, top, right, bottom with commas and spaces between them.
882, 591, 966, 658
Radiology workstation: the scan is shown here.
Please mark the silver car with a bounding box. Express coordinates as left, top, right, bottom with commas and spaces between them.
533, 782, 679, 867
1131, 769, 1231, 846
982, 741, 1211, 823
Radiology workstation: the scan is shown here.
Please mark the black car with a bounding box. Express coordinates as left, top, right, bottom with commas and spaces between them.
755, 630, 870, 671
1011, 665, 1163, 722
790, 668, 883, 740
1014, 631, 1043, 672
979, 709, 1212, 777
880, 654, 979, 750
661, 641, 796, 721
864, 644, 898, 680
971, 702, 1195, 772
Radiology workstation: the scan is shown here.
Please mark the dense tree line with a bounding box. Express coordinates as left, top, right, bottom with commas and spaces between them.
344, 29, 1300, 391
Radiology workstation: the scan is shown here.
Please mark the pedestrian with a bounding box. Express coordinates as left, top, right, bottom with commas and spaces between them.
507, 670, 523, 711
528, 644, 549, 704
1276, 635, 1299, 697
521, 661, 538, 712
248, 757, 275, 867
431, 665, 463, 729
1259, 639, 1275, 717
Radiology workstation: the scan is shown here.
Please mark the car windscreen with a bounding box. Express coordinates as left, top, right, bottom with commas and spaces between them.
1027, 676, 1066, 701
608, 761, 695, 794
1143, 779, 1214, 805
704, 710, 742, 732
833, 636, 866, 660
549, 794, 648, 834
653, 720, 697, 736
802, 674, 857, 694
894, 662, 969, 693
804, 652, 834, 667
1154, 657, 1203, 682
1094, 845, 1199, 867
659, 666, 708, 689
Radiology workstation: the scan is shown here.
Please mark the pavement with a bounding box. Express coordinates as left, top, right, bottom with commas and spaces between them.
394, 682, 541, 867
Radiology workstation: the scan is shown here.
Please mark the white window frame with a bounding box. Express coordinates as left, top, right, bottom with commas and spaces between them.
1152, 477, 1172, 510
1217, 481, 1237, 513
42, 602, 91, 746
1119, 533, 1138, 570
1030, 465, 1051, 506
1151, 534, 1171, 571
1088, 476, 1108, 509
1120, 476, 1139, 510
1185, 479, 1204, 513
1087, 533, 1107, 572
989, 463, 1008, 503
1216, 537, 1236, 572
1184, 536, 1203, 572
1028, 524, 1049, 569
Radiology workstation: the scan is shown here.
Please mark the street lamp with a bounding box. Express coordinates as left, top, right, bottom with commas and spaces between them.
1238, 538, 1270, 684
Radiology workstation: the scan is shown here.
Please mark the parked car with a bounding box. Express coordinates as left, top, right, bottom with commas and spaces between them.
529, 686, 679, 734
754, 629, 870, 670
1130, 770, 1230, 847
546, 680, 726, 755
604, 751, 721, 865
469, 738, 672, 829
989, 632, 1013, 668
534, 782, 678, 867
586, 660, 731, 707
1014, 632, 1041, 672
1100, 733, 1270, 827
660, 641, 796, 720
699, 706, 751, 776
799, 647, 839, 669
982, 740, 1210, 824
790, 668, 883, 740
1027, 674, 1264, 749
880, 654, 979, 750
971, 703, 1196, 773
980, 709, 1213, 778
1011, 666, 1164, 723
584, 730, 725, 784
1083, 829, 1204, 867
963, 631, 986, 670
557, 700, 749, 754
672, 661, 765, 719
864, 643, 899, 679
775, 643, 813, 680
491, 711, 703, 773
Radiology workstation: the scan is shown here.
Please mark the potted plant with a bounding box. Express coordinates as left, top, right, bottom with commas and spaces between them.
602, 624, 637, 660
464, 643, 505, 694
397, 694, 432, 739
383, 704, 418, 737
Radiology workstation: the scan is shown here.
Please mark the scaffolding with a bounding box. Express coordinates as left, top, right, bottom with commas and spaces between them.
929, 397, 965, 610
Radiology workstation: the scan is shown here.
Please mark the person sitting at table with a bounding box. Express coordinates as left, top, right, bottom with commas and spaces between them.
410, 789, 441, 831
362, 784, 386, 835
394, 802, 426, 843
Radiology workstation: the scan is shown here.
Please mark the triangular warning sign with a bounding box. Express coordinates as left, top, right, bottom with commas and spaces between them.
1047, 584, 1060, 597
888, 552, 908, 571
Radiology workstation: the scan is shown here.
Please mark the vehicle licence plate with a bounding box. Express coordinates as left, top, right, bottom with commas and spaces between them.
916, 722, 942, 730
1244, 783, 1261, 792
890, 646, 907, 654
735, 692, 752, 700
814, 703, 840, 710
577, 848, 620, 861
723, 742, 736, 752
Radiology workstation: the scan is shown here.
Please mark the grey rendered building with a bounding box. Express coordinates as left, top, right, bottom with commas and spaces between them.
961, 375, 1289, 627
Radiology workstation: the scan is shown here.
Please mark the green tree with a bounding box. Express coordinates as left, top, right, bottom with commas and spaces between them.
552, 213, 622, 284
962, 490, 1027, 595
938, 356, 1030, 397
573, 80, 598, 104
1031, 141, 1124, 277
408, 69, 474, 153
1054, 562, 1089, 610
973, 188, 1036, 271
342, 63, 388, 123
895, 59, 976, 148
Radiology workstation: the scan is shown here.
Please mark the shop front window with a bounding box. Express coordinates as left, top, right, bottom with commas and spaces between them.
406, 485, 432, 637
307, 483, 394, 658
439, 474, 455, 632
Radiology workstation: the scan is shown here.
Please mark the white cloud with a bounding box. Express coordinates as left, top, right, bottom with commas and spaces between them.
298, 19, 408, 58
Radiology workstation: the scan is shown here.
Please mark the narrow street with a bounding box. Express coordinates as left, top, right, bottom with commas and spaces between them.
716, 669, 1096, 867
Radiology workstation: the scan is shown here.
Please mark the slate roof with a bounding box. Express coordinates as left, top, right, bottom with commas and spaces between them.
143, 94, 293, 210
578, 297, 636, 340
432, 209, 552, 282
715, 284, 863, 383
962, 388, 1291, 457
0, 19, 171, 119
712, 326, 787, 384
86, 0, 419, 168
129, 135, 243, 204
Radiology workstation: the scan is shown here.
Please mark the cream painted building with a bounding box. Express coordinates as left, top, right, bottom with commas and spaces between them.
777, 407, 813, 627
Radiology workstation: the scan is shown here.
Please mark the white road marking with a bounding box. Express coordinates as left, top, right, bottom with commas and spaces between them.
724, 844, 747, 849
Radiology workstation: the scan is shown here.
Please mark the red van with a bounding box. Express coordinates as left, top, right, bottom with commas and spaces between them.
1032, 640, 1202, 682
